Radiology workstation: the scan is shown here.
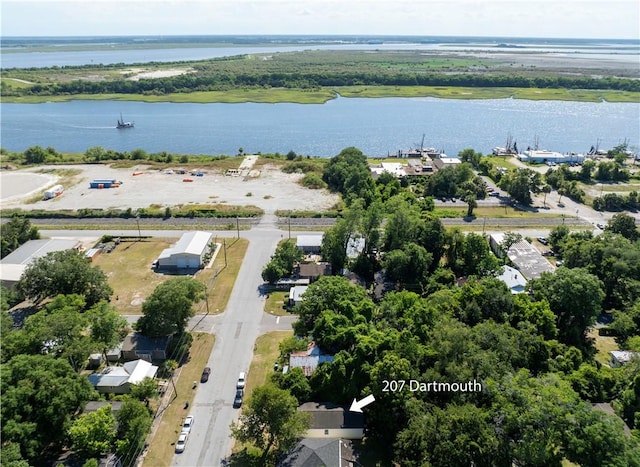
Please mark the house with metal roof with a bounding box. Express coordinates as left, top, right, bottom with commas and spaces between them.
489, 233, 555, 280
88, 359, 158, 394
497, 265, 528, 294
156, 231, 213, 269
296, 235, 324, 254
288, 342, 334, 377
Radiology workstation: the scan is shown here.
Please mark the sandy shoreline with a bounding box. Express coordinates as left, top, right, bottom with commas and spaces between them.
0, 162, 339, 215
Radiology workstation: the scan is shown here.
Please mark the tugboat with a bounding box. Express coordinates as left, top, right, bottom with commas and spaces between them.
116, 113, 134, 129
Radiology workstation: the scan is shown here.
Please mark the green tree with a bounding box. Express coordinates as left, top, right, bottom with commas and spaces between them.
136, 277, 205, 337
607, 212, 639, 241
68, 405, 116, 458
129, 377, 158, 402
87, 301, 128, 363
261, 239, 304, 284
23, 145, 47, 164
1, 354, 96, 462
273, 366, 312, 403
530, 267, 605, 349
230, 384, 310, 464
499, 168, 542, 205
0, 443, 29, 467
115, 399, 152, 466
17, 250, 112, 306
0, 214, 39, 258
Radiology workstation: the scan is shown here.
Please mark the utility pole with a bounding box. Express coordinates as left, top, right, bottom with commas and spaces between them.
288, 213, 291, 239
223, 239, 227, 267
135, 212, 141, 241
236, 216, 239, 239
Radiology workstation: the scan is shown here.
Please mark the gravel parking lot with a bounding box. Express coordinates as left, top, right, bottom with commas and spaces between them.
0, 163, 339, 214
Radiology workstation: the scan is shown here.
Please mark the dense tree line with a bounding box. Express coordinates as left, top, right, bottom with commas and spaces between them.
7, 70, 639, 97
269, 147, 640, 464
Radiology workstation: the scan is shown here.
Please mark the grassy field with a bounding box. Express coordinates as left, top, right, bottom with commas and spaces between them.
336, 86, 640, 103
5, 86, 638, 104
263, 290, 293, 316
589, 329, 619, 366
196, 238, 249, 314
143, 332, 215, 467
94, 237, 247, 315
94, 239, 174, 314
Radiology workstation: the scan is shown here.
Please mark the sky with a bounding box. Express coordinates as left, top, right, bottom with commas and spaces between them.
1, 0, 639, 40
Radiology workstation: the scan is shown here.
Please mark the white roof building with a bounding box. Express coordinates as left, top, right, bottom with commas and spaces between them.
0, 239, 80, 287
518, 149, 585, 164
497, 265, 528, 294
610, 351, 640, 367
296, 234, 324, 253
489, 233, 555, 281
289, 285, 308, 306
88, 359, 158, 394
157, 231, 213, 269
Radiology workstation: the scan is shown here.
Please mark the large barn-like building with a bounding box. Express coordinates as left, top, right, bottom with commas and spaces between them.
0, 238, 81, 288
156, 231, 214, 269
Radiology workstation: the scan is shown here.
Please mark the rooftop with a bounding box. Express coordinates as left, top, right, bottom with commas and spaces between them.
172, 231, 213, 255
298, 402, 364, 430
490, 233, 555, 280
0, 238, 80, 283
296, 235, 324, 248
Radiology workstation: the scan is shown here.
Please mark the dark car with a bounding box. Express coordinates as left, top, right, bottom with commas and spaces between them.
233, 389, 244, 408
200, 367, 211, 383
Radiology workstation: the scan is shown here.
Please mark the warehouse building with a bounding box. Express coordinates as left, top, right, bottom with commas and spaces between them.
0, 239, 81, 288
156, 231, 214, 269
489, 233, 555, 280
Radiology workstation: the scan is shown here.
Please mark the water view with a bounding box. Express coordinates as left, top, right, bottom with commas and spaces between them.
2, 97, 638, 157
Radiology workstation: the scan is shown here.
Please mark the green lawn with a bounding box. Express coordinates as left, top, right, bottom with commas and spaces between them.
264, 290, 294, 316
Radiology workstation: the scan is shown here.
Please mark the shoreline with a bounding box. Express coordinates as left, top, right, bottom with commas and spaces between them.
2, 85, 639, 104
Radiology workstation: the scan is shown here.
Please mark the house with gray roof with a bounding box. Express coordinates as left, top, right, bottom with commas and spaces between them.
278, 438, 354, 467
121, 332, 172, 362
298, 402, 365, 440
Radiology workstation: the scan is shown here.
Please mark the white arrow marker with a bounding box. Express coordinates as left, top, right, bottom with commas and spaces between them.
349, 394, 376, 413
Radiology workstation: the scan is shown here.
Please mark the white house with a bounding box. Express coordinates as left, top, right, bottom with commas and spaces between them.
497, 265, 528, 294
610, 351, 640, 367
296, 235, 324, 254
88, 359, 158, 394
156, 231, 213, 269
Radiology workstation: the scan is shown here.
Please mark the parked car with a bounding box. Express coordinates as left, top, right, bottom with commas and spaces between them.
596, 223, 605, 230
233, 389, 244, 408
236, 372, 246, 390
489, 192, 500, 197
201, 367, 211, 383
182, 415, 194, 434
175, 432, 188, 453
537, 237, 549, 245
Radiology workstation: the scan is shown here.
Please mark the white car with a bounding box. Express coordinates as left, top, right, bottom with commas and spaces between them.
237, 372, 246, 390
182, 415, 194, 434
175, 432, 188, 453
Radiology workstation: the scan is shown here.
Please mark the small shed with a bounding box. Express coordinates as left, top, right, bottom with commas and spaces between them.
85, 248, 101, 262
289, 285, 308, 306
289, 342, 334, 377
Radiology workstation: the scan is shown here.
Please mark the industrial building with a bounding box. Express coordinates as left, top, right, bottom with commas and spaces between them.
517, 149, 585, 165
489, 233, 555, 281
0, 238, 81, 288
156, 231, 214, 269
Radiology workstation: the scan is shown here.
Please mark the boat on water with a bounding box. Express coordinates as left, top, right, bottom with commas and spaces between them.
116, 113, 134, 129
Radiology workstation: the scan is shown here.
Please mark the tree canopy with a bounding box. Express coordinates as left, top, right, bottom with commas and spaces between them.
17, 249, 112, 306
230, 384, 310, 463
136, 277, 205, 337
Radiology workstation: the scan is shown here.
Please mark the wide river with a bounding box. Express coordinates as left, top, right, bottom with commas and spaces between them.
1, 98, 638, 157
